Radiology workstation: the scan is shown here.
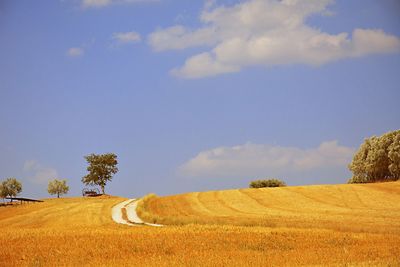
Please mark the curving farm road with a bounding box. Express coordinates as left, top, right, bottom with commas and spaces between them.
111, 198, 162, 227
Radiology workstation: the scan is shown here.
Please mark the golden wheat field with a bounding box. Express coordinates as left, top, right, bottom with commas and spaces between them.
1, 182, 400, 266
141, 182, 400, 232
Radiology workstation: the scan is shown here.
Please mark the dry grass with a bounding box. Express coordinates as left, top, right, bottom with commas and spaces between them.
141, 182, 400, 233
0, 195, 123, 229
0, 182, 400, 266
1, 225, 400, 266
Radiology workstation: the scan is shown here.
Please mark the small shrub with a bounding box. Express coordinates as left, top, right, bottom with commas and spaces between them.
249, 178, 286, 188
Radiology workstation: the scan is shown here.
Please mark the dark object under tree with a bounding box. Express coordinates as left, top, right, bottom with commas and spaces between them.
82, 188, 101, 197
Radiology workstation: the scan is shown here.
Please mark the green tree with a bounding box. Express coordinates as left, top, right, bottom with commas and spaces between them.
0, 183, 7, 201
0, 178, 22, 200
48, 179, 69, 198
349, 130, 400, 183
348, 138, 371, 183
388, 133, 400, 179
82, 153, 118, 194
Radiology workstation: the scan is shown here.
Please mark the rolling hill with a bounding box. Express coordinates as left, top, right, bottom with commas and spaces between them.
0, 195, 124, 229
141, 182, 400, 232
1, 182, 399, 266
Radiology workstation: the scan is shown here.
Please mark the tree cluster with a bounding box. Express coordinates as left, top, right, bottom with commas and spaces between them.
249, 178, 286, 188
348, 129, 400, 183
0, 178, 22, 200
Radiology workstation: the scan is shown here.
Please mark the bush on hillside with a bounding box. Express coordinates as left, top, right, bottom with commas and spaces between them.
348, 129, 400, 183
249, 178, 286, 188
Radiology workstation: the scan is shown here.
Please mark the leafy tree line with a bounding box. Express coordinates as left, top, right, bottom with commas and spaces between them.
348, 129, 400, 183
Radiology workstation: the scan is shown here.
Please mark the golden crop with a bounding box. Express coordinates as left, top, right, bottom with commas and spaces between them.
1, 182, 399, 266
141, 182, 400, 233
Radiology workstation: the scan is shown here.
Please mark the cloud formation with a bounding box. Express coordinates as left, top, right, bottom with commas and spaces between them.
82, 0, 157, 8
112, 31, 141, 44
148, 0, 400, 78
179, 141, 355, 181
67, 47, 84, 57
23, 160, 58, 184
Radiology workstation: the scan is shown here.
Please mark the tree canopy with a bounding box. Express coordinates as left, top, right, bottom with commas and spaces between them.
82, 153, 118, 194
0, 183, 6, 199
48, 179, 69, 198
348, 129, 400, 183
0, 178, 22, 199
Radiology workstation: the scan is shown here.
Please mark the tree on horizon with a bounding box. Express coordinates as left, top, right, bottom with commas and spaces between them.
349, 129, 400, 183
0, 178, 22, 201
48, 179, 69, 198
82, 153, 118, 195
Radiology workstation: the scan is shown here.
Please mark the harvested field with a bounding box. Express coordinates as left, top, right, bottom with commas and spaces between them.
141, 182, 400, 233
1, 182, 400, 266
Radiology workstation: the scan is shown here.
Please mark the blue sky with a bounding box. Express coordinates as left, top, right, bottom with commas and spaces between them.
1, 0, 399, 199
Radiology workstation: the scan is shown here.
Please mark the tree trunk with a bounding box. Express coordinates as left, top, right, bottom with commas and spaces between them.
57, 192, 59, 198
101, 185, 105, 195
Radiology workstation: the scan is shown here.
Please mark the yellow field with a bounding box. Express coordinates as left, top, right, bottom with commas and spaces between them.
142, 182, 400, 233
0, 182, 399, 266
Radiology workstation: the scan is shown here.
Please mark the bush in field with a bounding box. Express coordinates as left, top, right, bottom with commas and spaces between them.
249, 178, 286, 188
348, 129, 400, 183
48, 179, 69, 198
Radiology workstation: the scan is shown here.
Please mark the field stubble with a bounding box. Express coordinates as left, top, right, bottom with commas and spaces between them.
1, 182, 400, 266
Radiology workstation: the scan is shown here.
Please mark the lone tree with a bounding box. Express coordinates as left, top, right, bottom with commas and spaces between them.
348, 129, 400, 183
82, 153, 118, 195
0, 178, 22, 201
48, 179, 69, 198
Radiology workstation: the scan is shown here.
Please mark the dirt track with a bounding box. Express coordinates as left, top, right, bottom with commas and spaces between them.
112, 198, 162, 227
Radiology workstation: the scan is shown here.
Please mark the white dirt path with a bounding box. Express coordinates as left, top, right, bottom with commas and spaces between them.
125, 200, 163, 227
111, 199, 138, 226
111, 198, 163, 227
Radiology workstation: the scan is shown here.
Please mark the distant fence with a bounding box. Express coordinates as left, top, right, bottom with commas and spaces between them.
4, 197, 44, 204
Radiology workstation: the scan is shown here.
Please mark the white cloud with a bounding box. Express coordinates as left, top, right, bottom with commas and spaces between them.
149, 26, 218, 51
179, 141, 355, 180
148, 0, 400, 78
112, 31, 141, 44
170, 52, 239, 78
82, 0, 158, 8
67, 47, 84, 57
23, 160, 58, 184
